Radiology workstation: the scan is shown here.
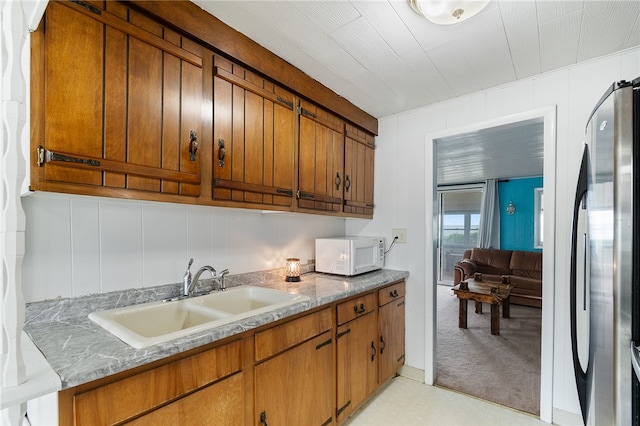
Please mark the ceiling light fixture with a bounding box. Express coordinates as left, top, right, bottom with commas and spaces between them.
409, 0, 491, 25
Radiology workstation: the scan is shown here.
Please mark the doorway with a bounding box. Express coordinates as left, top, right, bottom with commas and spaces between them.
423, 106, 556, 422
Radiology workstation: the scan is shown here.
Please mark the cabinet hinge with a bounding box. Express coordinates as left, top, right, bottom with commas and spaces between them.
276, 189, 293, 196
337, 401, 351, 417
70, 0, 102, 15
36, 146, 45, 167
277, 97, 294, 109
299, 107, 318, 119
315, 338, 332, 350
48, 151, 100, 167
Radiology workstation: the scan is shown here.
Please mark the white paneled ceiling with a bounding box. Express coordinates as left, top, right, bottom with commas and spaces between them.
192, 0, 640, 119
436, 118, 544, 185
191, 0, 638, 183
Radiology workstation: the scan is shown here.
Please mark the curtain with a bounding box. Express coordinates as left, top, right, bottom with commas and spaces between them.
477, 179, 500, 248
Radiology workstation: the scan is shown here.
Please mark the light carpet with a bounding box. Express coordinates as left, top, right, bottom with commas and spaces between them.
435, 284, 542, 415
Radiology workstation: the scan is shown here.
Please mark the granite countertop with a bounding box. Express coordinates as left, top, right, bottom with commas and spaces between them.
24, 269, 409, 390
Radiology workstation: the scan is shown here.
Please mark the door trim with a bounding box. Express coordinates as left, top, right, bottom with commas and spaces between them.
423, 105, 557, 423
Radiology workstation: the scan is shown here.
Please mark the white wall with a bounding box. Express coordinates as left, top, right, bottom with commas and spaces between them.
21, 192, 345, 302
348, 46, 640, 418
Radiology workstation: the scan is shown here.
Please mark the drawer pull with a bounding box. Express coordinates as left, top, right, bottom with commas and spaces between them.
371, 341, 376, 361
189, 131, 198, 161
354, 303, 365, 314
260, 411, 268, 426
336, 328, 351, 339
390, 289, 399, 298
218, 139, 226, 167
337, 400, 351, 416
380, 335, 386, 354
316, 338, 332, 350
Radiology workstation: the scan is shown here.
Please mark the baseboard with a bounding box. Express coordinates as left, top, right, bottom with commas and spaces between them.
398, 365, 425, 383
552, 407, 583, 426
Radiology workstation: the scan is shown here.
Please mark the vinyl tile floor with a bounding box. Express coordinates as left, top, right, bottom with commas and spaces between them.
344, 376, 548, 426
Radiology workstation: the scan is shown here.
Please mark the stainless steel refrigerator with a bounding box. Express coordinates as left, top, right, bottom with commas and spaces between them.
570, 77, 640, 425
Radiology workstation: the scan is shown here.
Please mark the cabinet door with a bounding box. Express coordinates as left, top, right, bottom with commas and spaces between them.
124, 372, 244, 426
212, 55, 296, 209
378, 296, 406, 384
336, 311, 378, 422
298, 100, 344, 214
72, 341, 242, 425
344, 124, 375, 217
32, 1, 203, 199
255, 331, 334, 426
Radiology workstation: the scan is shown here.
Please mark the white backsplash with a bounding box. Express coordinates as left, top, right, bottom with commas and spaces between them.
21, 192, 346, 302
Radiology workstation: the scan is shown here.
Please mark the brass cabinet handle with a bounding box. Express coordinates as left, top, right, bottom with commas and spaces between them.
218, 139, 226, 167
189, 131, 198, 161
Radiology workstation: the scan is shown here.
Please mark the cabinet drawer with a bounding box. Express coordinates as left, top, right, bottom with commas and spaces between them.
255, 308, 332, 362
125, 372, 244, 426
73, 340, 243, 425
378, 281, 406, 306
337, 292, 376, 325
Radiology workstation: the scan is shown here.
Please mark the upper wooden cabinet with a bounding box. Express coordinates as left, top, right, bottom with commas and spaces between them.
30, 1, 377, 218
297, 100, 345, 215
344, 124, 375, 217
211, 55, 296, 210
31, 1, 205, 201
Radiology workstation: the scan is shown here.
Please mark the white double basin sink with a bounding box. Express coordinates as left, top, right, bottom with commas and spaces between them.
89, 286, 310, 349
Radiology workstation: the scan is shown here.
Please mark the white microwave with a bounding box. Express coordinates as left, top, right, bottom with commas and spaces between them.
315, 237, 384, 276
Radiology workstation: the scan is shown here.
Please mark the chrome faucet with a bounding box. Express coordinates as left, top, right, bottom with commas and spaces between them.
183, 258, 216, 297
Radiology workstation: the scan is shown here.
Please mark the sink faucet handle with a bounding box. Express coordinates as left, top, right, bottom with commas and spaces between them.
185, 258, 194, 277
218, 269, 230, 291
183, 258, 194, 296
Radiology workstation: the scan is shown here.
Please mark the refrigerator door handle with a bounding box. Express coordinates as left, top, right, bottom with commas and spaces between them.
582, 232, 587, 311
632, 342, 640, 380
570, 144, 591, 425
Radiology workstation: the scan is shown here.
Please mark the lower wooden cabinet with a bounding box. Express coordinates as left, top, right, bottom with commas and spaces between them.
255, 330, 334, 426
59, 281, 405, 425
66, 340, 243, 425
336, 309, 378, 422
378, 282, 406, 384
335, 281, 406, 422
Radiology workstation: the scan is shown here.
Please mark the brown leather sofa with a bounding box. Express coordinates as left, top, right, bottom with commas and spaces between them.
453, 248, 542, 308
